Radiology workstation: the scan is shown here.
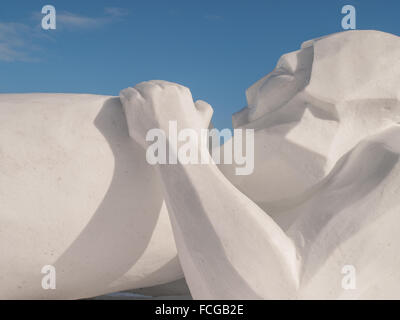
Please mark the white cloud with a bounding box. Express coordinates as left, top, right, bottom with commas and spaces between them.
104, 7, 129, 18
204, 14, 223, 21
0, 22, 43, 62
57, 12, 103, 29
0, 8, 128, 62
57, 7, 128, 29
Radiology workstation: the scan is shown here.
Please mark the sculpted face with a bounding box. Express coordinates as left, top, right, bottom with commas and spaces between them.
223, 31, 400, 212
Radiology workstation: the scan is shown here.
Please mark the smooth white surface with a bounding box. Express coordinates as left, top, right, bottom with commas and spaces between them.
0, 94, 182, 299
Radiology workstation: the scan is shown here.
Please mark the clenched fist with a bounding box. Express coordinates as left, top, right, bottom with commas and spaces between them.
120, 80, 213, 148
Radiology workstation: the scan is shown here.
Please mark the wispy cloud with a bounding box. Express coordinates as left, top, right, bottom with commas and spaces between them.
57, 7, 128, 29
104, 7, 129, 18
57, 12, 102, 29
204, 14, 223, 21
0, 8, 128, 62
0, 22, 44, 62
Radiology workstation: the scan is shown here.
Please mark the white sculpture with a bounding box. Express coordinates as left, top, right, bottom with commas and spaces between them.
1, 30, 399, 299
0, 94, 183, 299
221, 30, 400, 211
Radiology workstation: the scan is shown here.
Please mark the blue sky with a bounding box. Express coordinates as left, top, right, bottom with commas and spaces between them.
0, 0, 399, 129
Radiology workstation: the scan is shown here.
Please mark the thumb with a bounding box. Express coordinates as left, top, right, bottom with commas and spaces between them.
195, 100, 214, 128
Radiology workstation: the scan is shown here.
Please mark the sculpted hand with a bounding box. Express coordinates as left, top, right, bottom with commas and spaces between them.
120, 80, 213, 148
